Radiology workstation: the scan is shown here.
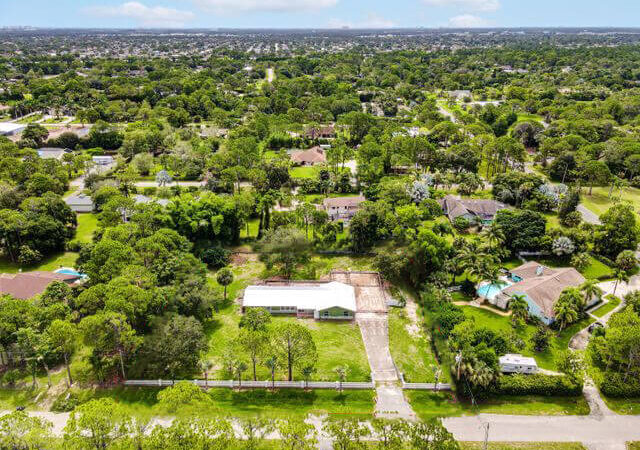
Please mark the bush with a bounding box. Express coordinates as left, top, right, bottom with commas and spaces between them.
51, 392, 81, 412
490, 374, 583, 396
66, 240, 83, 252
599, 372, 640, 398
200, 246, 231, 269
143, 187, 157, 196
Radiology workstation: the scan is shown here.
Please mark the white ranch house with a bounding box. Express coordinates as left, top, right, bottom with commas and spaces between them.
242, 281, 356, 320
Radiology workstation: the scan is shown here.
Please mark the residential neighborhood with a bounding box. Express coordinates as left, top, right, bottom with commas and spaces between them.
2, 14, 640, 450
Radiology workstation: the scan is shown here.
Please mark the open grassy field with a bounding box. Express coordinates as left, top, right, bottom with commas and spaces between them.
406, 391, 589, 420
581, 186, 640, 218
389, 308, 439, 383
59, 386, 375, 421
205, 302, 370, 382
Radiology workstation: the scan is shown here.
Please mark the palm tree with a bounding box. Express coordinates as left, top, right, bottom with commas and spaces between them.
200, 360, 213, 389
265, 356, 278, 389
480, 225, 505, 252
335, 366, 348, 393
580, 279, 603, 310
431, 364, 442, 392
553, 297, 579, 332
234, 361, 248, 388
613, 269, 630, 296
302, 366, 316, 389
510, 294, 529, 322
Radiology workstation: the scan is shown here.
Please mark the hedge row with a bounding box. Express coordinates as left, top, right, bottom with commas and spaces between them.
599, 372, 640, 398
490, 374, 583, 397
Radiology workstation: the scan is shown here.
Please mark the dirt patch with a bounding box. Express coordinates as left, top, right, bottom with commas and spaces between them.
231, 252, 258, 266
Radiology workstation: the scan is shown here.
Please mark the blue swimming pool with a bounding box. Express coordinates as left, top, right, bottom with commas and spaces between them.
55, 268, 86, 277
477, 282, 509, 300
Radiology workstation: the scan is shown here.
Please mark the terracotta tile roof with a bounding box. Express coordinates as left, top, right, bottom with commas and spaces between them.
0, 272, 80, 300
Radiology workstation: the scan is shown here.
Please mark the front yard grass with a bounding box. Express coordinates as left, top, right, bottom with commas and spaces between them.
459, 306, 594, 372
591, 295, 621, 318
406, 391, 589, 420
70, 386, 375, 420
389, 308, 439, 383
602, 396, 640, 415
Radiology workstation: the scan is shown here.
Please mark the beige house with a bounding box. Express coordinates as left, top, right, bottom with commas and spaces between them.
290, 146, 326, 166
323, 196, 366, 222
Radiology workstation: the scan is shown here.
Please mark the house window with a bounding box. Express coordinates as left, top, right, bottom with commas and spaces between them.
323, 311, 329, 317
343, 311, 350, 317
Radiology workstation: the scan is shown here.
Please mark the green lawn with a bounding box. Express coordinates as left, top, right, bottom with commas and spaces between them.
16, 113, 43, 124
591, 295, 621, 318
459, 306, 594, 372
206, 257, 370, 382
206, 305, 370, 382
290, 166, 318, 179
581, 186, 640, 219
240, 218, 260, 239
68, 387, 374, 420
538, 255, 613, 280
602, 396, 640, 415
461, 444, 586, 450
388, 308, 439, 383
75, 213, 98, 243
406, 391, 589, 420
0, 252, 79, 274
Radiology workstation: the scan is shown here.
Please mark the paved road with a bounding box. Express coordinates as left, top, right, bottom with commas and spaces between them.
577, 204, 602, 225
443, 414, 640, 449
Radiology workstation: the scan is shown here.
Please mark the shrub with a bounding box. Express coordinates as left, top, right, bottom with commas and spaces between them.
200, 246, 231, 269
51, 392, 81, 412
490, 373, 583, 396
143, 187, 157, 196
599, 372, 640, 398
157, 381, 210, 413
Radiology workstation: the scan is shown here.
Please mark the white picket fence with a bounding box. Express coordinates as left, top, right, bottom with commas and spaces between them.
123, 379, 375, 390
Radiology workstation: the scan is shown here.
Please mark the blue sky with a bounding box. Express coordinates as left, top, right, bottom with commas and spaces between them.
2, 0, 640, 29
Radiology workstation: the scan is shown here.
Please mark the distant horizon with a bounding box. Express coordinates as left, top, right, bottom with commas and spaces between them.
3, 1, 640, 30
3, 26, 640, 32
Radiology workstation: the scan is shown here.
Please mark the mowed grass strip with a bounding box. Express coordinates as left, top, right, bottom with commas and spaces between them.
68, 386, 374, 420
407, 391, 589, 420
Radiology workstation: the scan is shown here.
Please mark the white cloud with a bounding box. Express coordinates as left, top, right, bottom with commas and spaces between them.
328, 13, 396, 29
194, 0, 338, 13
86, 2, 195, 27
447, 14, 490, 27
423, 0, 500, 12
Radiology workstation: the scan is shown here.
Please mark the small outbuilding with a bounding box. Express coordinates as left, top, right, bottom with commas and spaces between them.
499, 354, 539, 374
